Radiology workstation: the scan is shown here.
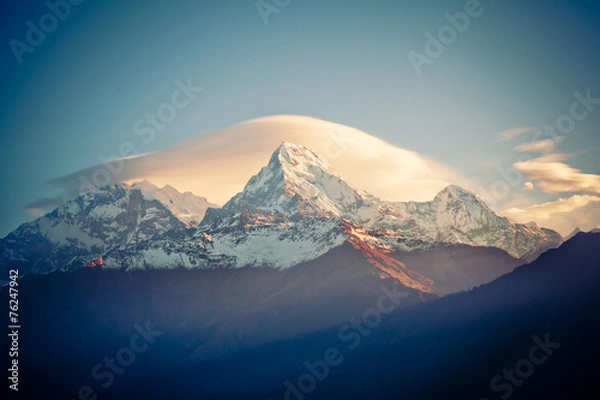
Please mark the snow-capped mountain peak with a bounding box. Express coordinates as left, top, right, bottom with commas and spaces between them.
272, 142, 332, 173
433, 185, 492, 213
435, 184, 480, 202
221, 142, 377, 219
132, 180, 217, 227
0, 182, 216, 274
432, 184, 497, 229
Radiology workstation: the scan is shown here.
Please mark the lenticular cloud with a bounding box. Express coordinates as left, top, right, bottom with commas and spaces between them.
29, 115, 468, 213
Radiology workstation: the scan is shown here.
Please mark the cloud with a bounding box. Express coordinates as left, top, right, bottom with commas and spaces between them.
513, 153, 600, 194
494, 127, 538, 143
30, 115, 470, 213
514, 138, 558, 154
502, 195, 600, 236
507, 151, 600, 234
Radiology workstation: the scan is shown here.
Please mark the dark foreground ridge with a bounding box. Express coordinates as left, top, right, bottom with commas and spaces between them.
2, 233, 599, 399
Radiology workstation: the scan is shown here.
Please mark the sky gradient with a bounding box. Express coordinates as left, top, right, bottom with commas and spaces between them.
1, 0, 599, 236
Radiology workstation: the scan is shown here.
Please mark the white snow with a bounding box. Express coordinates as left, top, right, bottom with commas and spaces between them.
209, 218, 347, 269
133, 180, 217, 227
89, 204, 126, 219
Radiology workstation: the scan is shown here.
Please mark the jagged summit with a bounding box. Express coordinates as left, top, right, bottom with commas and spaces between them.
220, 142, 376, 219
131, 180, 217, 227
432, 184, 497, 229
434, 185, 490, 209
0, 182, 215, 274
436, 184, 478, 199
269, 142, 332, 172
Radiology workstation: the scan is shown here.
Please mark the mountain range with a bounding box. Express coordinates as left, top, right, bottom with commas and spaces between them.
1, 142, 563, 295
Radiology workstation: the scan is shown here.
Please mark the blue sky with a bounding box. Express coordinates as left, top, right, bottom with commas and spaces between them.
1, 0, 599, 236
